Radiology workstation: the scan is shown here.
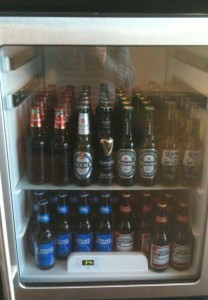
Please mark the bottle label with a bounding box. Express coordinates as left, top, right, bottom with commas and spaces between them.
171, 242, 192, 268
56, 233, 72, 257
54, 112, 66, 129
150, 244, 170, 269
78, 113, 90, 135
183, 150, 202, 167
141, 232, 151, 255
78, 205, 91, 215
74, 151, 92, 179
115, 232, 135, 251
37, 213, 50, 223
57, 205, 69, 215
139, 149, 158, 179
161, 149, 180, 166
95, 233, 114, 251
35, 241, 55, 268
117, 149, 136, 178
75, 233, 93, 252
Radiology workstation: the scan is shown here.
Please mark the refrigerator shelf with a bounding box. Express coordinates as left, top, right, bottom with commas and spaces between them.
17, 176, 189, 191
21, 252, 198, 283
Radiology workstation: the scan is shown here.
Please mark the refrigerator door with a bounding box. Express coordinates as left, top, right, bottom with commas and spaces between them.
1, 16, 208, 300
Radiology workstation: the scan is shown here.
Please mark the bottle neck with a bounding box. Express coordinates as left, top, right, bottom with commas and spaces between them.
144, 110, 154, 139
166, 104, 177, 137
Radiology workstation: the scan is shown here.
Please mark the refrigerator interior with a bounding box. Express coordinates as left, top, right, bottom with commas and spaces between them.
1, 45, 208, 286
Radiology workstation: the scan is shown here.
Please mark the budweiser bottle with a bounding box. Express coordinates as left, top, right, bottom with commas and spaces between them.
115, 193, 135, 251
170, 200, 194, 270
137, 191, 153, 256
149, 201, 170, 272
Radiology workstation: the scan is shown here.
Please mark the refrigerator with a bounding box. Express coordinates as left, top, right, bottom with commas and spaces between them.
1, 3, 208, 300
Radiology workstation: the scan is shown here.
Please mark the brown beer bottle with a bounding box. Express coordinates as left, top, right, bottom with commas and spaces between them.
137, 191, 153, 257
149, 201, 170, 272
181, 118, 203, 187
26, 105, 50, 184
138, 106, 158, 186
117, 106, 136, 186
115, 193, 135, 251
160, 101, 181, 187
51, 107, 73, 186
170, 200, 194, 270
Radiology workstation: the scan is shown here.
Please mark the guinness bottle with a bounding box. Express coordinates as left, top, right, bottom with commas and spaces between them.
97, 106, 114, 185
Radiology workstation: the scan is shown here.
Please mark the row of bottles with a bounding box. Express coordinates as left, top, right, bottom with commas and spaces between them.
27, 189, 194, 272
26, 83, 203, 188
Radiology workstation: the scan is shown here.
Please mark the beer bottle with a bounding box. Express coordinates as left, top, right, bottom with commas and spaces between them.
117, 106, 137, 186
74, 106, 94, 186
164, 191, 176, 240
26, 105, 50, 184
51, 107, 74, 186
55, 192, 72, 260
137, 191, 153, 257
97, 106, 114, 185
160, 101, 181, 186
95, 192, 114, 251
149, 201, 170, 272
181, 118, 203, 187
74, 192, 93, 252
138, 106, 158, 186
115, 193, 135, 252
34, 198, 55, 270
170, 200, 194, 270
28, 190, 45, 255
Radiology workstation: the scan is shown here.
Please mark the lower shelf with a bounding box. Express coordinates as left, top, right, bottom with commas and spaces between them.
21, 251, 198, 283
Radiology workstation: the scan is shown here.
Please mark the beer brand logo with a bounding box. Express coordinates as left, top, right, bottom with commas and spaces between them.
117, 149, 136, 178
100, 138, 113, 156
74, 151, 92, 179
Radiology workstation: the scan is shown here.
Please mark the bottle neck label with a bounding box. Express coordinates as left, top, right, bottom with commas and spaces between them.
100, 206, 112, 214
117, 149, 136, 178
161, 149, 180, 166
95, 233, 114, 251
35, 240, 55, 268
54, 113, 66, 129
183, 150, 202, 167
156, 215, 168, 223
74, 151, 92, 179
115, 232, 135, 251
78, 113, 90, 135
57, 205, 69, 215
75, 233, 93, 252
79, 205, 91, 214
139, 149, 158, 179
37, 213, 50, 223
30, 113, 41, 128
176, 214, 189, 223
